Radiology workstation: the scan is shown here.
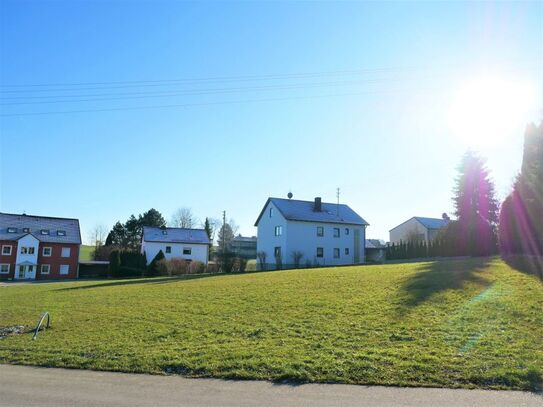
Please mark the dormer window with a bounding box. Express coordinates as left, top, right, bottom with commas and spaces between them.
57, 230, 66, 236
40, 229, 50, 235
23, 228, 31, 233
7, 227, 17, 233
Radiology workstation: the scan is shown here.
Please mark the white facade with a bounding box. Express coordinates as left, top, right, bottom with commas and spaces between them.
389, 217, 447, 245
15, 234, 39, 280
256, 201, 366, 269
142, 241, 209, 265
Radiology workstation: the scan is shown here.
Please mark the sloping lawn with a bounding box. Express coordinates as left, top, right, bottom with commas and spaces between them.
79, 245, 94, 261
0, 257, 542, 391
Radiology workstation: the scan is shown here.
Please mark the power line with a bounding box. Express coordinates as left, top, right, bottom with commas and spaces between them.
0, 88, 430, 117
0, 77, 423, 105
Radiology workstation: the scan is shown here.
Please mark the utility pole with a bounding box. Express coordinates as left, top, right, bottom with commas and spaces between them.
222, 210, 226, 253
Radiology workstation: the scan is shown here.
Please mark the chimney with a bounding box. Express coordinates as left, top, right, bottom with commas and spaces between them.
314, 197, 322, 212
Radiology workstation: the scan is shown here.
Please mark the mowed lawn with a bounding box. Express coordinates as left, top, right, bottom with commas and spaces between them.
79, 245, 94, 261
0, 258, 542, 391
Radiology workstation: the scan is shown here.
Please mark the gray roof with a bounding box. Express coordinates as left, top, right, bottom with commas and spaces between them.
233, 235, 257, 243
0, 212, 81, 244
414, 217, 450, 229
366, 239, 387, 249
143, 227, 210, 245
255, 198, 369, 226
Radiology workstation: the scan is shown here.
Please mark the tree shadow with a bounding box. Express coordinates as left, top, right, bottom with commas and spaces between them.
54, 274, 219, 291
502, 255, 543, 281
400, 257, 493, 309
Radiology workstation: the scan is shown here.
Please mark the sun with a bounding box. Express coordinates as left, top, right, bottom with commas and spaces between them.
448, 76, 540, 147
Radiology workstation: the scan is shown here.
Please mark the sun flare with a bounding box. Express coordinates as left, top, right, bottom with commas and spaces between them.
448, 76, 540, 147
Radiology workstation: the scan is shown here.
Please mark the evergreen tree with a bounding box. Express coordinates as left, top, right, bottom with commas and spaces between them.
139, 208, 166, 228
124, 215, 141, 250
105, 222, 127, 248
217, 222, 235, 252
204, 217, 213, 241
452, 151, 499, 256
500, 122, 543, 257
108, 250, 121, 278
147, 250, 165, 277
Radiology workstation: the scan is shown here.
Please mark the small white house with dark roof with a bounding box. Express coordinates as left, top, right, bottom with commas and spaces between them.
141, 226, 210, 265
389, 216, 450, 245
255, 197, 369, 269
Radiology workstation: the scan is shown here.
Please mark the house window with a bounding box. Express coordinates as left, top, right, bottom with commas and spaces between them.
40, 264, 51, 274
165, 246, 172, 254
43, 247, 52, 256
333, 228, 340, 238
60, 265, 69, 275
316, 247, 324, 258
2, 245, 12, 255
345, 248, 350, 255
40, 229, 50, 235
23, 228, 31, 233
274, 226, 282, 236
57, 230, 66, 236
183, 248, 192, 255
345, 228, 349, 235
274, 246, 282, 258
269, 207, 274, 217
0, 264, 9, 274
317, 226, 324, 237
20, 247, 35, 254
7, 227, 17, 233
61, 247, 71, 257
334, 248, 340, 258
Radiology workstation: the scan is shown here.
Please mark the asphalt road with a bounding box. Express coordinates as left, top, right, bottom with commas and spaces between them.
1, 364, 541, 407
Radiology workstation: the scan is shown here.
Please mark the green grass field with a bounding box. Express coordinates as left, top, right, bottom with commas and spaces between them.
1, 257, 542, 391
79, 245, 94, 261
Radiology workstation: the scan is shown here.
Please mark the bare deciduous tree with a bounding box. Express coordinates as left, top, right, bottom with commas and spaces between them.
170, 207, 199, 228
88, 224, 108, 248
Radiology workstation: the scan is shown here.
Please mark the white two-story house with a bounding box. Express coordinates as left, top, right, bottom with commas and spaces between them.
255, 197, 369, 270
141, 227, 210, 265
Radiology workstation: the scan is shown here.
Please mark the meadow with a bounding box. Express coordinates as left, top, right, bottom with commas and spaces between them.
0, 257, 541, 391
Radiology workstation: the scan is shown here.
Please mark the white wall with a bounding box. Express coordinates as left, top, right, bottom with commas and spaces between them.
15, 234, 39, 265
142, 241, 209, 265
389, 218, 428, 244
286, 221, 365, 266
256, 201, 287, 265
256, 201, 366, 268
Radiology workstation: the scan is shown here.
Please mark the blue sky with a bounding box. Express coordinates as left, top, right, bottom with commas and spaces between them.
1, 1, 542, 243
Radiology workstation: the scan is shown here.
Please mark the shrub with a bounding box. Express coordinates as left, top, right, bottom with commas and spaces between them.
147, 250, 166, 277
166, 258, 189, 276
108, 250, 121, 277
190, 261, 206, 274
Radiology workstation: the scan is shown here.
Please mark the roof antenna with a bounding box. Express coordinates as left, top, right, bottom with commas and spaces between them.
287, 191, 293, 199
336, 187, 340, 217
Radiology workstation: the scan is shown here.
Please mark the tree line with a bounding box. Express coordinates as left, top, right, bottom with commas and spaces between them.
388, 121, 542, 279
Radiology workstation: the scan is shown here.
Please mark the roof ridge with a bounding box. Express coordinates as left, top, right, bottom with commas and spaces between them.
0, 212, 79, 221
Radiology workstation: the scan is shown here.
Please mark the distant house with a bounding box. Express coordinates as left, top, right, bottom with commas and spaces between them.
365, 239, 387, 262
230, 235, 257, 259
389, 216, 450, 245
0, 212, 81, 280
255, 197, 369, 269
141, 227, 210, 265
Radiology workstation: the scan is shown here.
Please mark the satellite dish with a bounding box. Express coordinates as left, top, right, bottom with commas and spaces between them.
287, 192, 293, 199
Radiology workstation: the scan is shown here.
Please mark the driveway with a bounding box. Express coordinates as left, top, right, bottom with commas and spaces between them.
1, 364, 541, 406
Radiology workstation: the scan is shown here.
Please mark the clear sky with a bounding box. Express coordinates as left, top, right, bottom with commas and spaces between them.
1, 1, 542, 243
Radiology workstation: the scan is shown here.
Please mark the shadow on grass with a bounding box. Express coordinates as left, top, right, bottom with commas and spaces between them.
502, 255, 543, 281
54, 274, 218, 291
400, 257, 492, 309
